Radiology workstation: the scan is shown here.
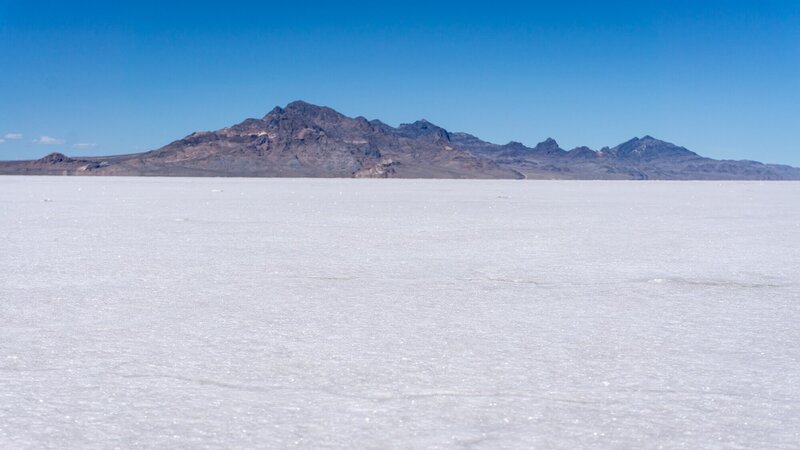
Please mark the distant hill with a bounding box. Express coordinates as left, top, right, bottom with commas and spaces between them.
2, 101, 798, 179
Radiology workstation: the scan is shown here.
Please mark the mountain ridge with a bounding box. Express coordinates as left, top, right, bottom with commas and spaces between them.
2, 100, 798, 180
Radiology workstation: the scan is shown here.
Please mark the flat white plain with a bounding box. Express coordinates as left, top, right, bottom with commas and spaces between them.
1, 177, 799, 449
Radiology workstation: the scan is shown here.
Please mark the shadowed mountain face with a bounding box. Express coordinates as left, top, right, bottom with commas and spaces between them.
2, 101, 799, 179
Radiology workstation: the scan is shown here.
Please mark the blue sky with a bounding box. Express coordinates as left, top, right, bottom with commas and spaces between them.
1, 0, 798, 165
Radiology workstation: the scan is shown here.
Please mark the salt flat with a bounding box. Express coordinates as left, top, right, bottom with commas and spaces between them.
1, 177, 799, 449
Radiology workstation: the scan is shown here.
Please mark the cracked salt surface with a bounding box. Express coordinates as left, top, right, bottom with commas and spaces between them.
1, 177, 799, 448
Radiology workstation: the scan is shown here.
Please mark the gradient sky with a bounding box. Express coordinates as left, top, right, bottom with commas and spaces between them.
1, 0, 798, 164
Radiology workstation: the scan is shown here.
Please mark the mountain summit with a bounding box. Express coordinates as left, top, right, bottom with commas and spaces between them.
2, 101, 798, 179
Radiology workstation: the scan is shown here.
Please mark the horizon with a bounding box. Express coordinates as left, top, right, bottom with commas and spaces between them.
1, 1, 799, 166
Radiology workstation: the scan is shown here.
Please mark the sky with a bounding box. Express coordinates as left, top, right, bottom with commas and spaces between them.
1, 0, 798, 165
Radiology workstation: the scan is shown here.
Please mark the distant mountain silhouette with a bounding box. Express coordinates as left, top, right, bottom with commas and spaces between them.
2, 100, 798, 179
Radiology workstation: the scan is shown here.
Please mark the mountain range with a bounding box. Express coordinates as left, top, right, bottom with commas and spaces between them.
2, 101, 798, 180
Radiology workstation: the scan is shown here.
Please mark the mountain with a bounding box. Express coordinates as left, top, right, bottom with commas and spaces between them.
2, 100, 798, 180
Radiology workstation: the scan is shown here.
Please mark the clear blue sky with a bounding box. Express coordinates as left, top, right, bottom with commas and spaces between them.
1, 0, 798, 165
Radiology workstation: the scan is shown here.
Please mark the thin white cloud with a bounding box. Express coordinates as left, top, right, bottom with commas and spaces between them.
32, 136, 65, 145
0, 138, 5, 144
72, 143, 97, 150
4, 133, 22, 140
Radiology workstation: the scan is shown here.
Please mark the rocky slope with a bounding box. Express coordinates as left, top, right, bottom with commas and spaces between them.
2, 101, 798, 179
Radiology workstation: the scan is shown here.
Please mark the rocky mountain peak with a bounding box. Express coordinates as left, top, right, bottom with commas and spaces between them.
37, 152, 74, 164
611, 136, 697, 160
534, 138, 565, 155
397, 119, 450, 141
282, 100, 343, 120
261, 100, 343, 122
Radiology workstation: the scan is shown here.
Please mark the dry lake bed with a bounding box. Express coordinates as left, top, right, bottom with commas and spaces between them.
1, 177, 799, 448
